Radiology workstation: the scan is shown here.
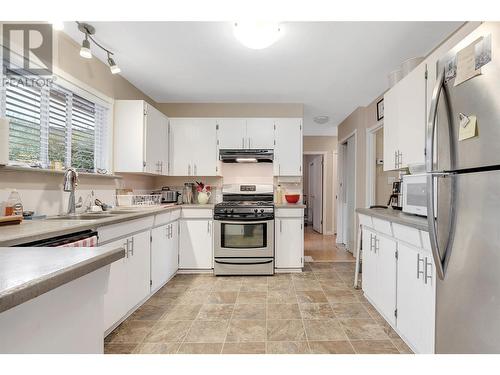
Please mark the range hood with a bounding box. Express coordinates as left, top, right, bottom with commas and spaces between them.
219, 149, 274, 163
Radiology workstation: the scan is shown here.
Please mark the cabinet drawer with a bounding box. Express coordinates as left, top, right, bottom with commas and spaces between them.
170, 209, 181, 221
154, 211, 171, 227
275, 208, 304, 218
393, 223, 422, 248
98, 216, 154, 244
181, 208, 213, 219
372, 217, 393, 236
358, 214, 373, 228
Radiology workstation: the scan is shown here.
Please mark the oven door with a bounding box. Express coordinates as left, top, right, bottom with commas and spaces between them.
214, 219, 274, 258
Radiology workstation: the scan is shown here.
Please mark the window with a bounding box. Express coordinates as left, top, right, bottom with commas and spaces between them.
1, 72, 109, 173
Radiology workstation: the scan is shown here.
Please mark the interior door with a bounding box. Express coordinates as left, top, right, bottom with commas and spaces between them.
311, 155, 323, 233
217, 118, 246, 149
246, 118, 275, 149
151, 225, 169, 291
192, 119, 218, 176
345, 136, 356, 252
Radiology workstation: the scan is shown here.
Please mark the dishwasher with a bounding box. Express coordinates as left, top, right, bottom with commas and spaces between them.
13, 230, 99, 247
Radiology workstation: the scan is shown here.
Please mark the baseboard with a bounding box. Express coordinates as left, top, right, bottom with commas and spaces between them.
274, 268, 303, 273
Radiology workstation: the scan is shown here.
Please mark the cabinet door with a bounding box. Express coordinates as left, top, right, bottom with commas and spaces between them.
383, 85, 400, 171
420, 253, 436, 354
374, 235, 397, 326
274, 118, 303, 176
103, 237, 128, 331
167, 221, 179, 280
397, 63, 427, 168
144, 104, 168, 174
179, 219, 213, 269
217, 118, 247, 149
169, 118, 193, 176
192, 119, 218, 176
396, 242, 424, 353
151, 224, 170, 291
361, 228, 377, 302
125, 230, 151, 312
275, 218, 304, 268
246, 118, 275, 149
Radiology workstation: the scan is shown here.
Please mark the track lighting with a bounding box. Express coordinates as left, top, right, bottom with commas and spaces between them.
80, 35, 92, 59
107, 53, 120, 74
76, 22, 120, 74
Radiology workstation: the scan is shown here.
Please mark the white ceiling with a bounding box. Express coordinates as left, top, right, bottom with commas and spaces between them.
63, 21, 462, 135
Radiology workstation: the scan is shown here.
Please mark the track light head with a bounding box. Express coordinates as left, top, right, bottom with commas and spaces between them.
107, 54, 121, 74
80, 36, 92, 59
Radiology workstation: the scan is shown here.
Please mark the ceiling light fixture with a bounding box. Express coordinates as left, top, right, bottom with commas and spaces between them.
313, 115, 330, 125
76, 22, 120, 74
233, 21, 282, 50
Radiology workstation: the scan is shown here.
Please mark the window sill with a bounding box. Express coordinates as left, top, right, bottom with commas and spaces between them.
0, 165, 122, 179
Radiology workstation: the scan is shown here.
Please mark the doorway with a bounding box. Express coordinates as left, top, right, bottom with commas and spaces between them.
303, 154, 324, 234
337, 132, 356, 253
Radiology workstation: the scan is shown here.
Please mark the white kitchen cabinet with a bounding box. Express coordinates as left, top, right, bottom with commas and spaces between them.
103, 229, 151, 332
217, 118, 247, 149
273, 118, 303, 176
275, 217, 304, 269
397, 242, 436, 354
217, 118, 275, 150
151, 220, 179, 292
114, 100, 169, 175
179, 219, 213, 269
169, 118, 218, 176
246, 118, 275, 149
383, 64, 427, 171
362, 228, 397, 325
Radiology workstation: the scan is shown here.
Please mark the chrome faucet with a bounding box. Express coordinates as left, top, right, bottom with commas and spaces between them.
63, 168, 82, 214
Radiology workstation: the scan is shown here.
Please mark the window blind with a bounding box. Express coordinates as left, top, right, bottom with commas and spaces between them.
1, 75, 109, 172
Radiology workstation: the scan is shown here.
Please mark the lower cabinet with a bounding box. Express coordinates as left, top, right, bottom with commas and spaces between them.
103, 229, 150, 332
179, 219, 213, 269
275, 209, 304, 269
397, 242, 436, 354
151, 221, 179, 292
361, 228, 397, 326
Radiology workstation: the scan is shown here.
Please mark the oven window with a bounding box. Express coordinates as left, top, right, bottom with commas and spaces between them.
221, 223, 267, 249
406, 183, 427, 207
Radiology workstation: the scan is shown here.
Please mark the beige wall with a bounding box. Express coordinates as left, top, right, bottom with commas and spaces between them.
303, 136, 337, 235
157, 103, 303, 118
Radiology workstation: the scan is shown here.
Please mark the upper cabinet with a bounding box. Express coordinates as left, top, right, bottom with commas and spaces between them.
114, 100, 169, 175
383, 64, 427, 171
274, 118, 303, 176
169, 118, 218, 176
217, 118, 275, 149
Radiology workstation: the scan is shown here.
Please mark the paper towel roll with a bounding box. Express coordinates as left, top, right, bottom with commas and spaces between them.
0, 118, 9, 165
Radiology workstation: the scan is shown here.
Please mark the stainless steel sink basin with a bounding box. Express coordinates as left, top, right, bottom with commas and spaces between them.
47, 213, 115, 220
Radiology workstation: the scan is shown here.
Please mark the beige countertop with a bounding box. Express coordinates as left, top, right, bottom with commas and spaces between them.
0, 204, 214, 247
356, 207, 429, 232
0, 245, 124, 313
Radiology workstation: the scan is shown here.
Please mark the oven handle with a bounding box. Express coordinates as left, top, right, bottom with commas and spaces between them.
215, 219, 274, 224
214, 259, 273, 265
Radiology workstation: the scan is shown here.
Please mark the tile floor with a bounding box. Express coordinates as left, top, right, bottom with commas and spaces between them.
304, 227, 355, 262
104, 262, 412, 354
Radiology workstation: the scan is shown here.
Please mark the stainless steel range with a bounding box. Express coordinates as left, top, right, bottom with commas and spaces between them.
214, 184, 274, 276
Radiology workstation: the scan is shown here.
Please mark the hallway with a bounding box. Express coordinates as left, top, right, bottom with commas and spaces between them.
304, 227, 355, 263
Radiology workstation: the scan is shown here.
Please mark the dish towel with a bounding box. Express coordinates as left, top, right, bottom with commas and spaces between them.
58, 235, 98, 247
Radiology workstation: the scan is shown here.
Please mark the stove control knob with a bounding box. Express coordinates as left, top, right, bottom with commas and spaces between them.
230, 209, 234, 213
260, 209, 265, 213
224, 209, 228, 213
254, 208, 258, 213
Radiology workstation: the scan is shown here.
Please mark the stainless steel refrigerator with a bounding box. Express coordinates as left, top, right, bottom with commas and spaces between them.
426, 22, 500, 353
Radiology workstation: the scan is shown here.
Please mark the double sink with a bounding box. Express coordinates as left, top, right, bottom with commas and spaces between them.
48, 210, 141, 221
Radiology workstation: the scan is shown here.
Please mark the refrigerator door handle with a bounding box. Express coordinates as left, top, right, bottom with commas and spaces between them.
426, 68, 457, 281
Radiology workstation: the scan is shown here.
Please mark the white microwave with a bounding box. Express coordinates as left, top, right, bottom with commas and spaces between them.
402, 174, 436, 217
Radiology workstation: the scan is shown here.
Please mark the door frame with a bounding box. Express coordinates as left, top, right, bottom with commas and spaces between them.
337, 130, 357, 248
366, 121, 384, 207
303, 151, 328, 235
